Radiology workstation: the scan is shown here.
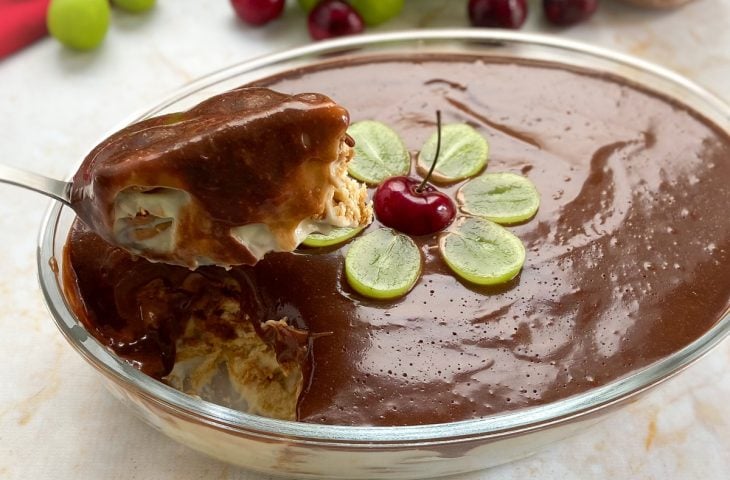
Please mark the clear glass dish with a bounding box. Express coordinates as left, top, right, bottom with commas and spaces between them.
37, 30, 730, 479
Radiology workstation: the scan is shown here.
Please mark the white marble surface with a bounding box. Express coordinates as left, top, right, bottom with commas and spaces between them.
0, 1, 728, 479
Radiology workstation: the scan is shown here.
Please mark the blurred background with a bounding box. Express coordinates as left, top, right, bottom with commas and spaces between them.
0, 1, 728, 479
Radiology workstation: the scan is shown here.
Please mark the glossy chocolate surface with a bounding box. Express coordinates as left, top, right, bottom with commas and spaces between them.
70, 88, 352, 266
65, 54, 730, 426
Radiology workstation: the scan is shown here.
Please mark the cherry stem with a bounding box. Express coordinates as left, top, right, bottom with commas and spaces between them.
417, 110, 442, 193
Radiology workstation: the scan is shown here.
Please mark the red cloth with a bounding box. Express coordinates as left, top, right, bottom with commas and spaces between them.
0, 0, 51, 60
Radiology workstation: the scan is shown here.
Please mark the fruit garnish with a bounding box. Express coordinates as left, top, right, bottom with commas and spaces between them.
468, 0, 528, 29
347, 120, 410, 185
231, 0, 285, 26
373, 177, 457, 236
543, 0, 598, 26
308, 0, 365, 40
440, 217, 526, 285
345, 228, 422, 299
297, 0, 320, 12
417, 123, 488, 183
349, 0, 405, 26
112, 0, 156, 13
373, 111, 457, 236
303, 226, 365, 248
47, 0, 110, 51
457, 172, 539, 224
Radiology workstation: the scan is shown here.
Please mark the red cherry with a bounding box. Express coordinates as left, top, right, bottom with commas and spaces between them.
373, 176, 457, 236
543, 0, 598, 26
308, 0, 364, 41
468, 0, 528, 29
230, 0, 285, 26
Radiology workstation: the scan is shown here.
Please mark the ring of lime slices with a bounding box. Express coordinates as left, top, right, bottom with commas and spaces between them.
345, 228, 421, 299
347, 120, 410, 185
439, 217, 525, 285
457, 172, 539, 224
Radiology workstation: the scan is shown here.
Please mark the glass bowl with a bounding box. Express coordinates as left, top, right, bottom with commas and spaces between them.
37, 30, 730, 479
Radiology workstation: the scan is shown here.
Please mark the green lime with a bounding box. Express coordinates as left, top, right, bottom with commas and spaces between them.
345, 228, 421, 299
297, 0, 321, 12
458, 172, 540, 224
440, 217, 525, 286
113, 0, 156, 13
302, 226, 365, 248
47, 0, 110, 51
349, 0, 404, 26
347, 120, 410, 185
417, 124, 488, 183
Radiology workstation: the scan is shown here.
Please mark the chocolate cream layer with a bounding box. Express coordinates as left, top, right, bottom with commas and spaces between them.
64, 54, 730, 426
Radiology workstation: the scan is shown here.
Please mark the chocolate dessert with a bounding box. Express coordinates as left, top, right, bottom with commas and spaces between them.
63, 54, 730, 426
70, 87, 370, 268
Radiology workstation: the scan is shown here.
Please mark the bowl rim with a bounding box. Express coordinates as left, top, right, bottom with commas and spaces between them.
37, 29, 730, 446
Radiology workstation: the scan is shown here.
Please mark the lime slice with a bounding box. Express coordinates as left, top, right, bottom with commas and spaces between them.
347, 121, 410, 185
417, 124, 488, 183
458, 172, 540, 224
302, 226, 364, 248
345, 228, 421, 299
440, 217, 525, 286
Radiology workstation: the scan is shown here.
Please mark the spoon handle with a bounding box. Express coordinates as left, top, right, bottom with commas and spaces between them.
0, 164, 71, 205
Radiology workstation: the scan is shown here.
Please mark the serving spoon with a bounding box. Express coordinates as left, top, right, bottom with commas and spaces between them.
0, 163, 72, 205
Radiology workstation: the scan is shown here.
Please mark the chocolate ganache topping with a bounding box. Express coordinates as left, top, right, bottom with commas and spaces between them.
70, 87, 370, 268
64, 54, 730, 426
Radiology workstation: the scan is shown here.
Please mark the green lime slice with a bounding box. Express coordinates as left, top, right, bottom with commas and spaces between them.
457, 172, 540, 224
347, 120, 410, 185
417, 124, 488, 183
302, 226, 364, 248
345, 228, 421, 299
440, 217, 525, 286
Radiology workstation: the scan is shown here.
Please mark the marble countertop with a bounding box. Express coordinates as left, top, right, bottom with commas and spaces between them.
0, 1, 728, 479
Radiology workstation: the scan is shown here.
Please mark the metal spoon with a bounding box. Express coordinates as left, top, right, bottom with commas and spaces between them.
0, 164, 72, 205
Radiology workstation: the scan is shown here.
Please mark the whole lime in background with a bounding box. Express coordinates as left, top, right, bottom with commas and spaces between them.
348, 0, 404, 25
113, 0, 157, 13
299, 0, 404, 26
47, 0, 111, 50
298, 0, 320, 11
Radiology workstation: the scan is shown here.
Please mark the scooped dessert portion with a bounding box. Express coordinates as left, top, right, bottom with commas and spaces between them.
63, 54, 730, 426
70, 87, 371, 268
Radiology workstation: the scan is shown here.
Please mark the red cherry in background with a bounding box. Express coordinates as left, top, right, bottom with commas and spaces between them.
308, 0, 365, 40
230, 0, 285, 26
468, 0, 528, 30
543, 0, 598, 26
374, 177, 457, 236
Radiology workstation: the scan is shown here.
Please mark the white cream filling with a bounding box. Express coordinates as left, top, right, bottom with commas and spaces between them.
112, 187, 189, 256
110, 144, 369, 266
112, 185, 355, 264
